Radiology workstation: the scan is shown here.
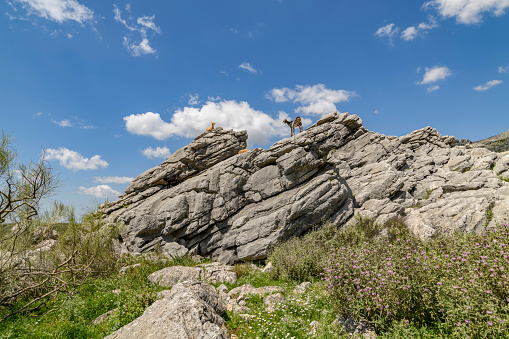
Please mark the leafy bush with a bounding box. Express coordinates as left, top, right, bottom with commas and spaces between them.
0, 203, 121, 321
268, 216, 410, 282
323, 225, 509, 337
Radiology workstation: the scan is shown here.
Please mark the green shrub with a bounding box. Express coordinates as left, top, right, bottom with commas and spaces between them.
323, 224, 509, 337
268, 216, 411, 283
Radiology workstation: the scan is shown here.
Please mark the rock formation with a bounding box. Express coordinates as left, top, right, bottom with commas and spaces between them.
104, 280, 230, 339
102, 112, 509, 263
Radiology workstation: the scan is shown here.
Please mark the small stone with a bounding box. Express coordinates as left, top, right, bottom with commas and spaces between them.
293, 282, 312, 294
92, 308, 118, 325
119, 263, 141, 276
217, 284, 228, 294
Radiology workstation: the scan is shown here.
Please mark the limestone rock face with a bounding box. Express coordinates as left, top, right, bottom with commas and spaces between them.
147, 263, 237, 288
105, 280, 229, 339
102, 113, 509, 263
103, 115, 357, 263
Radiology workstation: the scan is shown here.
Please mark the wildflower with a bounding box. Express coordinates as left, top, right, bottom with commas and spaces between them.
465, 319, 470, 324
488, 322, 493, 326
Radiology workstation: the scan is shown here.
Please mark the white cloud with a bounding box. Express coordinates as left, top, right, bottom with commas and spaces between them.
93, 176, 133, 184
418, 66, 452, 85
427, 85, 440, 92
473, 79, 503, 91
124, 100, 304, 146
124, 112, 174, 140
239, 62, 260, 74
79, 185, 120, 198
498, 65, 509, 73
113, 4, 135, 31
375, 23, 399, 45
15, 0, 94, 24
123, 37, 155, 56
188, 93, 199, 106
401, 26, 418, 41
374, 110, 381, 114
114, 4, 159, 56
142, 146, 171, 159
137, 15, 160, 34
424, 0, 509, 24
51, 119, 73, 127
46, 147, 108, 171
266, 84, 356, 116
401, 17, 439, 40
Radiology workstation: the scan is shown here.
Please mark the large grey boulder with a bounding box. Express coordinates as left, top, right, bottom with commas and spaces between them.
105, 280, 230, 339
102, 112, 509, 263
148, 263, 237, 288
102, 114, 357, 262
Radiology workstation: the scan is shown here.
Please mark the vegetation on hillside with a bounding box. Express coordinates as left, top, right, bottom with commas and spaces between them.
268, 216, 509, 338
0, 132, 120, 322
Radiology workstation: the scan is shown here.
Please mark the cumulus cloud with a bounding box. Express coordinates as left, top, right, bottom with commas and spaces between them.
123, 37, 155, 56
124, 112, 173, 140
427, 85, 440, 92
401, 17, 439, 40
93, 176, 133, 184
46, 147, 108, 171
266, 84, 356, 116
375, 23, 399, 45
124, 100, 303, 146
401, 26, 418, 41
79, 185, 120, 198
473, 79, 503, 91
375, 23, 399, 38
114, 4, 159, 56
424, 0, 509, 24
239, 62, 260, 74
498, 65, 509, 73
13, 0, 94, 24
417, 66, 452, 85
142, 146, 171, 159
52, 119, 73, 127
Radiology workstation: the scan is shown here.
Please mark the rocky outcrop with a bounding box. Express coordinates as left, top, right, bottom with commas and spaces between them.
102, 112, 509, 263
105, 280, 230, 339
148, 263, 237, 288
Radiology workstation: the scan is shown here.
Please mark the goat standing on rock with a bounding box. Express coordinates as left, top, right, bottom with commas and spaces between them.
283, 117, 303, 137
206, 122, 215, 133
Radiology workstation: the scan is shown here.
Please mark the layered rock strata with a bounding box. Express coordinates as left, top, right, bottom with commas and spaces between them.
102, 112, 509, 263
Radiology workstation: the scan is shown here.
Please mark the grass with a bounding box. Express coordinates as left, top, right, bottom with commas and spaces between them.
2, 216, 509, 338
0, 255, 196, 339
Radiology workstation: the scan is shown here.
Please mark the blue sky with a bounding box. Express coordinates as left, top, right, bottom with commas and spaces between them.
1, 0, 508, 216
